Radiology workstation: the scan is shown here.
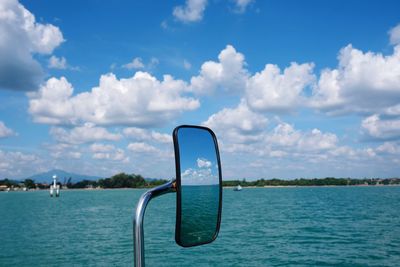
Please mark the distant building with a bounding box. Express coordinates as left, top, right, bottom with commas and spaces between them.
0, 185, 8, 191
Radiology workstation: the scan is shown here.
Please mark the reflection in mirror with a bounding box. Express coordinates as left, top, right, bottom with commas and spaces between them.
174, 126, 222, 247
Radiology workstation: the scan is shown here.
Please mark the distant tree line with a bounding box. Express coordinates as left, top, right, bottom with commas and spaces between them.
68, 173, 168, 189
0, 178, 46, 189
2, 175, 400, 191
0, 173, 168, 190
222, 177, 400, 187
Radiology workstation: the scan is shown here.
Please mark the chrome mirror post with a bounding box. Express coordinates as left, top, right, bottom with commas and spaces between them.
133, 180, 176, 267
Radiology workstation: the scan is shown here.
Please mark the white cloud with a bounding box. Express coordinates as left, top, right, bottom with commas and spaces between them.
50, 123, 122, 144
161, 20, 168, 29
297, 128, 338, 151
266, 123, 338, 152
0, 149, 43, 178
123, 127, 171, 143
123, 57, 144, 69
311, 44, 400, 115
0, 121, 14, 138
0, 0, 64, 91
90, 143, 115, 153
69, 152, 82, 159
151, 131, 171, 143
197, 158, 212, 168
51, 150, 82, 160
383, 104, 400, 116
204, 99, 339, 163
203, 100, 268, 144
246, 62, 315, 112
93, 148, 128, 162
28, 73, 200, 126
149, 57, 159, 69
85, 143, 130, 162
123, 127, 149, 140
233, 0, 253, 13
190, 45, 248, 94
173, 0, 207, 23
376, 142, 400, 154
181, 167, 217, 185
28, 77, 74, 124
361, 114, 400, 140
127, 142, 159, 153
48, 55, 67, 69
45, 142, 81, 159
389, 23, 400, 46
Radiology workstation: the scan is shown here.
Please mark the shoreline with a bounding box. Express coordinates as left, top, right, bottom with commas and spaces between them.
224, 184, 400, 188
2, 184, 400, 192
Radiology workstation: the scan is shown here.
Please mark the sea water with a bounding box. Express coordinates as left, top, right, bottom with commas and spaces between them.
1, 186, 399, 266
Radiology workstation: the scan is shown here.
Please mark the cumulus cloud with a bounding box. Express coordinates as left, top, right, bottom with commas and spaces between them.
0, 149, 43, 178
204, 101, 338, 159
246, 62, 315, 112
0, 121, 14, 138
389, 23, 400, 46
123, 57, 144, 69
190, 45, 248, 94
173, 0, 207, 23
203, 100, 268, 144
376, 142, 400, 154
383, 104, 400, 116
181, 167, 218, 185
311, 44, 400, 114
151, 131, 171, 143
361, 114, 400, 140
0, 0, 64, 91
50, 123, 122, 144
123, 127, 149, 140
149, 57, 159, 69
51, 149, 82, 159
48, 55, 67, 69
123, 127, 171, 143
50, 150, 81, 160
44, 142, 81, 159
197, 158, 212, 168
68, 152, 82, 159
90, 143, 115, 153
266, 123, 338, 152
28, 77, 75, 124
93, 148, 128, 162
233, 0, 254, 13
127, 142, 159, 153
28, 73, 199, 126
243, 122, 339, 158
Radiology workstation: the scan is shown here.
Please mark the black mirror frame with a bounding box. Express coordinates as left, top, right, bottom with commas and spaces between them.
173, 125, 223, 248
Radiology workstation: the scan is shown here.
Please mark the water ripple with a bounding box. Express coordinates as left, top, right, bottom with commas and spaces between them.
1, 187, 400, 266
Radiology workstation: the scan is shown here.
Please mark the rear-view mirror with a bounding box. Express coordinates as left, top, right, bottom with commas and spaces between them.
173, 125, 223, 247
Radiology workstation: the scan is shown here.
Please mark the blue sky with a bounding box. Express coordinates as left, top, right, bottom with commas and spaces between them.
1, 0, 400, 180
177, 127, 219, 185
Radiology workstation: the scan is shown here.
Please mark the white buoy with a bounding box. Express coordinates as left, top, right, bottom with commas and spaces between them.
50, 175, 60, 197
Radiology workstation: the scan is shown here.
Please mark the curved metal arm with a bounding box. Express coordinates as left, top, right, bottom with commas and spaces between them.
133, 180, 176, 267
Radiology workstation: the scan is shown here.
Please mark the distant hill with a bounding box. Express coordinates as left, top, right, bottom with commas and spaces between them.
25, 169, 102, 184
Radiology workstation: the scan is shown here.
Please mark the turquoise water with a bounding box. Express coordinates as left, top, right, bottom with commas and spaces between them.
180, 185, 220, 246
1, 187, 400, 266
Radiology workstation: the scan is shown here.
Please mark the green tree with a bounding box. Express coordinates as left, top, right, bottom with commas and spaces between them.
24, 179, 35, 189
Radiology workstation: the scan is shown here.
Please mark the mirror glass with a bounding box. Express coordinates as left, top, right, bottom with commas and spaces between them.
174, 126, 222, 247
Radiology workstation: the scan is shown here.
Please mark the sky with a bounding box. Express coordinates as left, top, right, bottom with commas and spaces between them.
1, 0, 400, 180
177, 127, 219, 185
